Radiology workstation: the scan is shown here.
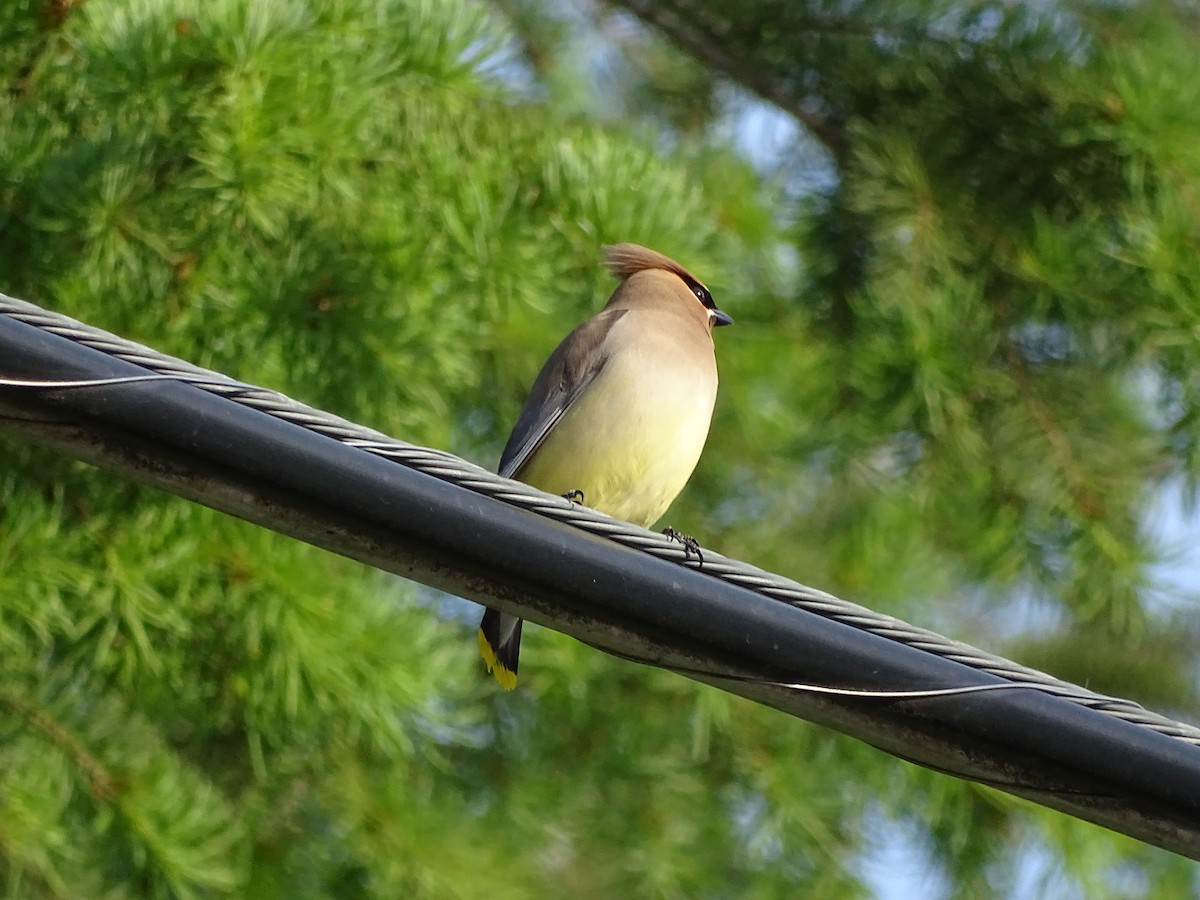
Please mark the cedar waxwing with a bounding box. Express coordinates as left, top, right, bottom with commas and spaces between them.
478, 243, 732, 689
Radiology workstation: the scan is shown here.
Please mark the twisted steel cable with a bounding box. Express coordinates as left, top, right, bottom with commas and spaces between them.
4, 292, 1199, 746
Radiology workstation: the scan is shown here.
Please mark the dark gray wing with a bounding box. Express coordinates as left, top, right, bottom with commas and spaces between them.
499, 309, 627, 479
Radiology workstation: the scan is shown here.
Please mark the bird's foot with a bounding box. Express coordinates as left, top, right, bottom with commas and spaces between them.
663, 527, 704, 566
562, 489, 586, 504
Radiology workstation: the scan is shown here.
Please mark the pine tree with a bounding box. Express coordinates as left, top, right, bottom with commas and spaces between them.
2, 0, 1199, 897
592, 0, 1200, 892
0, 0, 776, 896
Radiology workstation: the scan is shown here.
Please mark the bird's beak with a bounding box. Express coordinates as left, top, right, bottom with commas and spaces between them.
710, 309, 734, 327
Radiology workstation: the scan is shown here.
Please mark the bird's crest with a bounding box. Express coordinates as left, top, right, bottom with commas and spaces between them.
603, 243, 702, 287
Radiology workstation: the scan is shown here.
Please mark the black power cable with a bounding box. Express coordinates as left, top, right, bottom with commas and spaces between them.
2, 295, 1200, 857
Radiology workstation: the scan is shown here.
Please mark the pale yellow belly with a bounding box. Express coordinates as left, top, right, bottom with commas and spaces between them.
516, 354, 717, 528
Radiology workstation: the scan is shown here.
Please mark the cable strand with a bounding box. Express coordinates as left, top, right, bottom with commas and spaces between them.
3, 293, 1198, 746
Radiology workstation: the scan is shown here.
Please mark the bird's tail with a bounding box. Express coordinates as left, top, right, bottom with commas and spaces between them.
478, 608, 522, 690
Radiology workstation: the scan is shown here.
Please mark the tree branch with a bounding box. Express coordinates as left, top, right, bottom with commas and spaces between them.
604, 0, 849, 159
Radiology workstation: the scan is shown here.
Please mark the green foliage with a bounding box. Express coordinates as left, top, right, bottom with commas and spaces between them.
3, 0, 1200, 896
519, 0, 1200, 891
0, 0, 810, 896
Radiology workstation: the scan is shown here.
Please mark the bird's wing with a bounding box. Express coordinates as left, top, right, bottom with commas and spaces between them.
499, 308, 627, 480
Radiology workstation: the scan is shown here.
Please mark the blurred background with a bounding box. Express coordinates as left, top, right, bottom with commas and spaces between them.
2, 0, 1200, 896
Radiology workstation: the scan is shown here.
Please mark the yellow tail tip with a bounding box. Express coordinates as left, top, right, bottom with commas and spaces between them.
477, 628, 518, 690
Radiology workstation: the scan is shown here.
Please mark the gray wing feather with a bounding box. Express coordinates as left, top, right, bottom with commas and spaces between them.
499, 309, 627, 479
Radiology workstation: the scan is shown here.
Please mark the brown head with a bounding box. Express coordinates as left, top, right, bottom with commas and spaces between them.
601, 243, 733, 332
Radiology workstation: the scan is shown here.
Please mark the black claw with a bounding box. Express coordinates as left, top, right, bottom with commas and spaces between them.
562, 489, 585, 504
663, 527, 704, 566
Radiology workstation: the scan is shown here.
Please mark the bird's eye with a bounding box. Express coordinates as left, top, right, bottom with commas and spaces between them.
689, 282, 714, 308
681, 274, 716, 309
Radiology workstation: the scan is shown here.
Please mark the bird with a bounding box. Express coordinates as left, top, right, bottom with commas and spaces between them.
478, 243, 732, 689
